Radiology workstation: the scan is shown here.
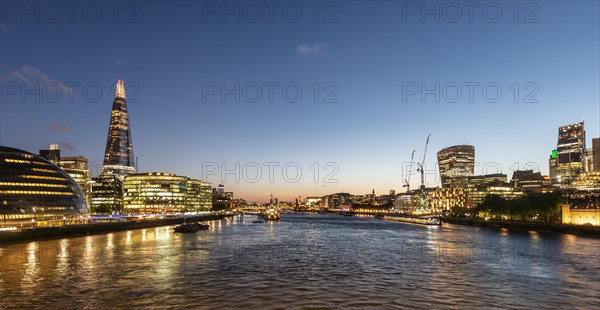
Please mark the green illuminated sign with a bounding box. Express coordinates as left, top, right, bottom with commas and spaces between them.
551, 149, 557, 159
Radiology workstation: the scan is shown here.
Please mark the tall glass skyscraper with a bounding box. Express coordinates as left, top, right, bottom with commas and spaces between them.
102, 80, 135, 179
550, 121, 586, 187
437, 145, 475, 188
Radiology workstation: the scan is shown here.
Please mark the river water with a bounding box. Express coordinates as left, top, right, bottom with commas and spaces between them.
1, 213, 599, 309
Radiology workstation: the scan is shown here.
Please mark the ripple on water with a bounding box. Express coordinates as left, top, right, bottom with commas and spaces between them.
1, 214, 599, 308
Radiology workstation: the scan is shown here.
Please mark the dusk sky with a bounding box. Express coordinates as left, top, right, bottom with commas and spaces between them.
1, 1, 599, 202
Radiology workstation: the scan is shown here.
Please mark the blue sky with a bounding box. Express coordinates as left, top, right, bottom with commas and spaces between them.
1, 1, 599, 201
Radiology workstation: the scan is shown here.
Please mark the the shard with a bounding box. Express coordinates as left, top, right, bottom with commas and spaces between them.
102, 80, 135, 179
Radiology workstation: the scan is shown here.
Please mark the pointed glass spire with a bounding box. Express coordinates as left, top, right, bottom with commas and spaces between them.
102, 80, 135, 179
114, 79, 126, 99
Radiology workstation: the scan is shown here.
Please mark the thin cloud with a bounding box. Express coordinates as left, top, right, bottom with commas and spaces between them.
6, 65, 75, 97
114, 58, 123, 66
46, 123, 70, 133
0, 22, 6, 31
59, 141, 75, 152
296, 43, 327, 58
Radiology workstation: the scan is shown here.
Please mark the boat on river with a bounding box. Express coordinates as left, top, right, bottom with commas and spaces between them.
383, 215, 441, 226
264, 208, 280, 221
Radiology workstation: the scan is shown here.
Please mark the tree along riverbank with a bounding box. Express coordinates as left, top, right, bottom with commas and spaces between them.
442, 216, 600, 237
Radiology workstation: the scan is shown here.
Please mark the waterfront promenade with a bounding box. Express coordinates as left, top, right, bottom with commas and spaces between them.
0, 214, 233, 244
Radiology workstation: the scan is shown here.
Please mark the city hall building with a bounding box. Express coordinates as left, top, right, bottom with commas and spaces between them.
0, 146, 89, 228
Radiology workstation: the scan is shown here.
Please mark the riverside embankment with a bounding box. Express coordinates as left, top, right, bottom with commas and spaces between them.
442, 217, 600, 237
0, 214, 233, 244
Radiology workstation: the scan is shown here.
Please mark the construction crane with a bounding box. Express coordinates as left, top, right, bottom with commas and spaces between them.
403, 150, 416, 192
417, 134, 431, 190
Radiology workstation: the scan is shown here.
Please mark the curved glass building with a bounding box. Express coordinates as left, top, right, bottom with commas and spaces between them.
437, 145, 475, 188
0, 146, 88, 228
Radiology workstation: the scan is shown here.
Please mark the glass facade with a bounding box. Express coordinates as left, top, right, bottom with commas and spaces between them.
551, 121, 585, 187
437, 145, 475, 188
427, 188, 468, 211
186, 179, 213, 212
102, 80, 135, 179
90, 174, 123, 213
59, 156, 91, 202
467, 174, 507, 188
466, 181, 524, 209
123, 172, 212, 214
0, 146, 88, 228
571, 171, 600, 192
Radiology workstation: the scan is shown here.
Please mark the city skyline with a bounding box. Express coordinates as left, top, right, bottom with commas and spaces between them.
1, 1, 599, 201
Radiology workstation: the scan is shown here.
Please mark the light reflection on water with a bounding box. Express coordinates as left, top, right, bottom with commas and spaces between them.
0, 213, 599, 308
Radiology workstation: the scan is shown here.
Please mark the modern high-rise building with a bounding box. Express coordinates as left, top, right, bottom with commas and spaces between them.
90, 174, 123, 213
550, 121, 586, 187
102, 80, 135, 179
186, 179, 213, 212
59, 156, 91, 194
437, 145, 475, 188
40, 144, 93, 205
122, 172, 212, 213
593, 138, 600, 172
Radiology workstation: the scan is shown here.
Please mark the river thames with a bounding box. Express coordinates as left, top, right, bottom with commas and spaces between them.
1, 214, 599, 308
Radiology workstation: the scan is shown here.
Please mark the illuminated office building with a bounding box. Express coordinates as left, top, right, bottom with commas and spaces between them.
40, 144, 92, 205
102, 80, 135, 179
550, 121, 586, 188
466, 180, 524, 209
59, 156, 91, 196
570, 171, 600, 192
123, 172, 212, 213
0, 146, 88, 228
90, 174, 123, 213
437, 145, 475, 188
511, 170, 551, 193
212, 186, 234, 210
426, 188, 467, 212
393, 193, 413, 213
186, 179, 213, 212
322, 193, 353, 210
466, 174, 507, 188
